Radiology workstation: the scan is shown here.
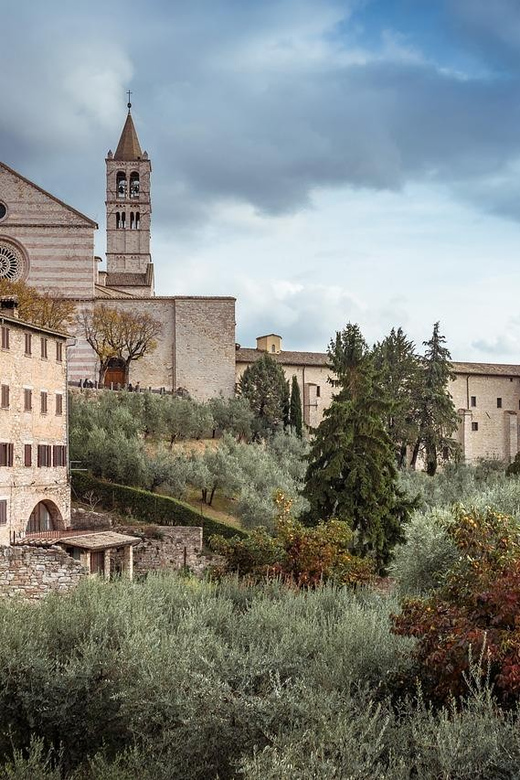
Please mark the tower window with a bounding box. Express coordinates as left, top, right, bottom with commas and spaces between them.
116, 172, 127, 199
130, 211, 134, 230
130, 172, 140, 198
116, 212, 121, 229
135, 212, 140, 229
470, 396, 476, 407
121, 212, 126, 229
497, 398, 503, 408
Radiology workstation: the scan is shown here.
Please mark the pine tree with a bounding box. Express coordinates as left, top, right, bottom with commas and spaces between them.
239, 354, 289, 438
289, 376, 303, 437
411, 322, 459, 475
373, 327, 422, 468
304, 323, 414, 570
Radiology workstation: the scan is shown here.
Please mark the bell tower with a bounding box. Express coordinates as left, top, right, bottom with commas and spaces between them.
105, 97, 154, 296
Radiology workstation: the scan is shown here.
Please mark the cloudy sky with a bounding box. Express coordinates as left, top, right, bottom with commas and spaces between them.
3, 0, 520, 360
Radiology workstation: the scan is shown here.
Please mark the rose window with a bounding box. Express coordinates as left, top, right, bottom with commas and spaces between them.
0, 243, 24, 281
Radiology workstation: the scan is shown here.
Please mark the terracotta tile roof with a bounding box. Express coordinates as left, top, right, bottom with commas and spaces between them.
95, 284, 135, 299
114, 111, 143, 161
451, 362, 520, 377
236, 347, 329, 367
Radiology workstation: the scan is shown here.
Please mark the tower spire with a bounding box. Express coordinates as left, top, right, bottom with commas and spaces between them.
127, 90, 132, 110
114, 101, 142, 161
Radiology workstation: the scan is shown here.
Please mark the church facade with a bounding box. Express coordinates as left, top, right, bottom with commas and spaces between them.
0, 108, 236, 400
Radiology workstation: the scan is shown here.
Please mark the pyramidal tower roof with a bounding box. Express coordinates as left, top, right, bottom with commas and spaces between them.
114, 108, 143, 161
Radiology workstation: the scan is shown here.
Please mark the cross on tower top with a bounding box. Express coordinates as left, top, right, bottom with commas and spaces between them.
127, 90, 132, 110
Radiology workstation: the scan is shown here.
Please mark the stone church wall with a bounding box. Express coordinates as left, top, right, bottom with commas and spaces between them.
0, 545, 85, 600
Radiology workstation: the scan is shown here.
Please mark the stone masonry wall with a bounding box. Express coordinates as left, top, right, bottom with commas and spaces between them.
114, 525, 203, 576
0, 545, 86, 600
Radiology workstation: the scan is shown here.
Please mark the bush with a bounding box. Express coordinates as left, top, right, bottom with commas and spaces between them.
71, 471, 245, 541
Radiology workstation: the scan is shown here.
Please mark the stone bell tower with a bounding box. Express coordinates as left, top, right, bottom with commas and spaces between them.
105, 98, 154, 296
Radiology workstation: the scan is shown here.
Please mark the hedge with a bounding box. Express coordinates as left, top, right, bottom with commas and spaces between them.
71, 471, 247, 541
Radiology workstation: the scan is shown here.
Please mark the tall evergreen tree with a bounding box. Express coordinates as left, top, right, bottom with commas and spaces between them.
373, 327, 422, 469
304, 323, 414, 570
239, 354, 289, 438
411, 322, 459, 475
289, 375, 303, 437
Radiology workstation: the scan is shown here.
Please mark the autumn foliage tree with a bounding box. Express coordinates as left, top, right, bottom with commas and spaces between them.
392, 508, 520, 704
0, 279, 75, 331
80, 305, 162, 385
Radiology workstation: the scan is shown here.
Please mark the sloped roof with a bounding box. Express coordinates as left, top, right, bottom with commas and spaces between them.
236, 347, 329, 367
58, 531, 140, 550
114, 111, 143, 161
451, 361, 520, 377
94, 284, 135, 299
105, 272, 148, 287
0, 162, 98, 227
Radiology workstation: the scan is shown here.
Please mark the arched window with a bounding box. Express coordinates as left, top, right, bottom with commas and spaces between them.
116, 212, 121, 229
135, 212, 140, 230
116, 171, 127, 199
130, 172, 140, 198
121, 212, 126, 229
130, 212, 134, 230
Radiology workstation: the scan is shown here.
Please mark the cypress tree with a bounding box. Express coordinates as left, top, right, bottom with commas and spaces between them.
304, 323, 414, 570
289, 375, 303, 437
239, 354, 289, 438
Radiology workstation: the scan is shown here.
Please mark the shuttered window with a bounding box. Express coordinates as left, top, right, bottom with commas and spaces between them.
25, 333, 32, 355
24, 389, 32, 412
0, 385, 9, 409
52, 445, 67, 467
56, 342, 63, 362
40, 391, 48, 414
37, 445, 52, 467
55, 394, 63, 416
0, 500, 6, 525
1, 327, 9, 350
40, 338, 48, 359
24, 444, 32, 467
0, 443, 14, 467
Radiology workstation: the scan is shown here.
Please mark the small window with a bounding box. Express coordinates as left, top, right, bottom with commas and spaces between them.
316, 386, 321, 398
25, 333, 32, 355
37, 444, 52, 468
0, 499, 6, 524
470, 396, 476, 407
135, 212, 140, 229
497, 398, 503, 408
55, 394, 63, 416
116, 171, 127, 199
271, 345, 275, 352
472, 422, 479, 432
52, 445, 67, 467
40, 338, 48, 359
24, 389, 32, 412
0, 385, 9, 409
0, 443, 13, 466
40, 391, 48, 414
24, 444, 32, 467
56, 342, 63, 362
1, 327, 9, 350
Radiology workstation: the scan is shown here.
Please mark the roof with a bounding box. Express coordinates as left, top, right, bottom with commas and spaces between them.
58, 531, 140, 550
236, 347, 329, 367
451, 361, 520, 377
114, 111, 143, 161
94, 284, 135, 299
257, 333, 282, 340
0, 312, 69, 339
0, 162, 98, 228
105, 272, 149, 287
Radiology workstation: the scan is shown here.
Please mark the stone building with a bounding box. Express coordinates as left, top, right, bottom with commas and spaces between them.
236, 334, 520, 464
0, 105, 236, 400
0, 299, 70, 545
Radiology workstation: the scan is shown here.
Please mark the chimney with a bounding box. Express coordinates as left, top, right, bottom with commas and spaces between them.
0, 297, 19, 318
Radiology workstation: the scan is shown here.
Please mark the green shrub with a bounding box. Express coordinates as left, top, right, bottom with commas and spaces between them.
71, 471, 245, 541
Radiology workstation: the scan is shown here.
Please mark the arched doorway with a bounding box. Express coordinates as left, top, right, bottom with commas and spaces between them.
26, 500, 63, 534
104, 357, 126, 388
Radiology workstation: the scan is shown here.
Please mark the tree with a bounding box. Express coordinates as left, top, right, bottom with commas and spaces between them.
0, 279, 75, 332
289, 375, 303, 437
239, 354, 290, 438
373, 327, 422, 468
80, 305, 162, 385
411, 322, 459, 475
304, 323, 414, 570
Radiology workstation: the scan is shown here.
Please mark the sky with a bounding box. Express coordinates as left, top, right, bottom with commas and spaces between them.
3, 0, 520, 360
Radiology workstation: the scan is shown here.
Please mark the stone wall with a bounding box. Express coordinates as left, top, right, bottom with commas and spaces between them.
113, 525, 203, 576
0, 545, 85, 600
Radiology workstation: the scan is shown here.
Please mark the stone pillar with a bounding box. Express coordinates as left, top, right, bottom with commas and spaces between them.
103, 549, 111, 578
80, 550, 91, 573
123, 545, 133, 580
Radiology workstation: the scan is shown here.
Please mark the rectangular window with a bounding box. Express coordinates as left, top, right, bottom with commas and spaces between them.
40, 391, 48, 414
470, 396, 476, 407
40, 337, 48, 359
37, 444, 52, 467
24, 333, 32, 355
472, 422, 479, 432
0, 443, 14, 467
0, 385, 9, 409
55, 394, 63, 416
0, 500, 6, 525
497, 398, 503, 408
52, 445, 67, 467
24, 388, 32, 412
56, 342, 63, 362
24, 444, 32, 467
1, 327, 9, 350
